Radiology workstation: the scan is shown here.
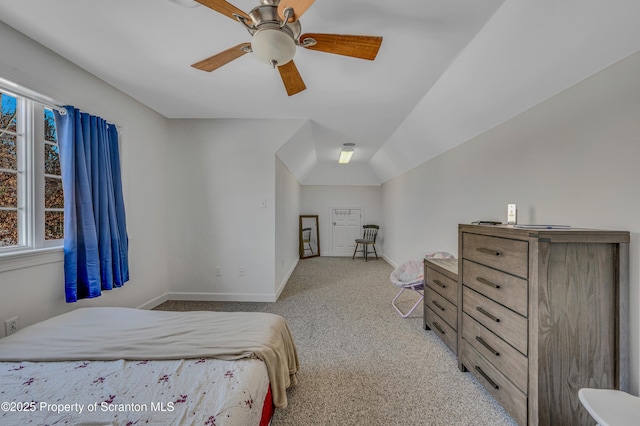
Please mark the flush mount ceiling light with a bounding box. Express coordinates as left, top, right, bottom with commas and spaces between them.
338, 143, 355, 164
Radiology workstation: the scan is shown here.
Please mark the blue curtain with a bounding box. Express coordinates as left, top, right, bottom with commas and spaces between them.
54, 106, 129, 302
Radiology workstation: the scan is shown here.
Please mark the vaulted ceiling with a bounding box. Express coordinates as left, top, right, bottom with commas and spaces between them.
1, 0, 638, 185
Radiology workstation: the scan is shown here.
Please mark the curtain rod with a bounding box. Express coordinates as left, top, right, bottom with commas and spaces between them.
0, 76, 67, 115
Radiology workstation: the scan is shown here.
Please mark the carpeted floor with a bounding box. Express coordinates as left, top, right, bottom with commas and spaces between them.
155, 256, 517, 425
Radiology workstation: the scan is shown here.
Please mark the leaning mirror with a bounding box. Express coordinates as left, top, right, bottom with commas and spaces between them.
300, 215, 320, 259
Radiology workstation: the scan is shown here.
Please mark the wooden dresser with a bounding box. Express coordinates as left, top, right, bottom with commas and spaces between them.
457, 224, 629, 425
424, 258, 459, 354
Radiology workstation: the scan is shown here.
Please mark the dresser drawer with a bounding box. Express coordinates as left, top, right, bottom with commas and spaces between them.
463, 259, 528, 317
463, 233, 528, 279
462, 313, 528, 394
426, 266, 458, 305
463, 287, 528, 355
425, 306, 457, 354
461, 339, 527, 426
425, 286, 457, 330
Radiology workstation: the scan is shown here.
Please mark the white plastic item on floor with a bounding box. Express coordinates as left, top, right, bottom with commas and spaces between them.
390, 251, 455, 318
578, 388, 640, 426
390, 257, 425, 318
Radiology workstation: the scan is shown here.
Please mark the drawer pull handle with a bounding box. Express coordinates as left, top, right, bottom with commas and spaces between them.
475, 366, 500, 390
476, 336, 500, 357
476, 247, 503, 257
477, 277, 500, 289
432, 321, 445, 334
432, 300, 446, 311
433, 279, 446, 289
477, 306, 500, 322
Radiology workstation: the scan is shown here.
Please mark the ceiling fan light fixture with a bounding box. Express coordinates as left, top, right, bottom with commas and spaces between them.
251, 28, 296, 67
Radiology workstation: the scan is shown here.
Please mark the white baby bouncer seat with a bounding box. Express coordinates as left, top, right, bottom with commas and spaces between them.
390, 251, 455, 318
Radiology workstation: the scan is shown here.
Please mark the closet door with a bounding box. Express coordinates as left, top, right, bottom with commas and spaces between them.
331, 208, 361, 256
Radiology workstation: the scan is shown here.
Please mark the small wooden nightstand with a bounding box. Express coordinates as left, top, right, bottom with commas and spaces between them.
423, 257, 459, 354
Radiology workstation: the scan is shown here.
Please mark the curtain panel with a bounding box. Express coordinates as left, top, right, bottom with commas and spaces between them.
54, 107, 129, 302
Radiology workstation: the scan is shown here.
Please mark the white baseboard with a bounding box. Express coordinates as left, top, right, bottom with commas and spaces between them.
137, 293, 169, 310
382, 254, 398, 269
164, 292, 278, 303
275, 257, 299, 301
139, 255, 376, 309
136, 290, 278, 310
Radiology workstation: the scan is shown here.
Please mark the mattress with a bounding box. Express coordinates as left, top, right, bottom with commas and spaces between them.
0, 307, 300, 425
0, 307, 299, 409
0, 357, 272, 425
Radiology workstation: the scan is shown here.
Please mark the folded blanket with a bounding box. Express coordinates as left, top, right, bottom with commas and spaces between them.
0, 307, 300, 408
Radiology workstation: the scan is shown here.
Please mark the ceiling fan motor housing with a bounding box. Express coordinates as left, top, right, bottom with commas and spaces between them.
243, 2, 301, 66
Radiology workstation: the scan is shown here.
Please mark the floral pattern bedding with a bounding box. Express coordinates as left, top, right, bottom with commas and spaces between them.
0, 357, 269, 425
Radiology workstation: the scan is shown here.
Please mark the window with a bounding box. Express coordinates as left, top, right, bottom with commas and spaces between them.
44, 108, 63, 240
0, 90, 63, 252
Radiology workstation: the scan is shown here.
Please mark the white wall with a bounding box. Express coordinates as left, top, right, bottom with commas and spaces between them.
303, 162, 382, 186
165, 118, 305, 302
275, 156, 301, 298
0, 22, 170, 332
382, 51, 640, 394
301, 185, 383, 258
372, 0, 640, 183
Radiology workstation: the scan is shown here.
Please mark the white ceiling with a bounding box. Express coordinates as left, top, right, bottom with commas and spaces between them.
0, 0, 505, 181
1, 0, 639, 185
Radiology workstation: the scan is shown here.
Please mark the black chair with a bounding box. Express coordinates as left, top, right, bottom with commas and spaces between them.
302, 227, 313, 255
352, 225, 379, 262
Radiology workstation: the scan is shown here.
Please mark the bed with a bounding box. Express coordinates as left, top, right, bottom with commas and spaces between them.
0, 307, 299, 425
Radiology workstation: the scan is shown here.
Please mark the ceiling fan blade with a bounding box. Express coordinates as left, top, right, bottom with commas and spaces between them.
278, 0, 315, 22
300, 33, 383, 60
195, 0, 250, 22
277, 61, 306, 96
191, 43, 251, 72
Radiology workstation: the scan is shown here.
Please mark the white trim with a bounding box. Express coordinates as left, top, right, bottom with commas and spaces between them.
275, 257, 298, 301
382, 253, 397, 269
0, 246, 63, 272
0, 93, 63, 252
136, 293, 170, 310
31, 102, 44, 247
0, 76, 66, 114
165, 292, 278, 303
137, 258, 299, 309
135, 291, 278, 310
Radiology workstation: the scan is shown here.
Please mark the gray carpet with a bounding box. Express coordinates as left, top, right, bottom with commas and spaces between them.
155, 256, 517, 425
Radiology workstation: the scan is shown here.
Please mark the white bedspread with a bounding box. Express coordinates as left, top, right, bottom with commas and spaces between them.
0, 357, 269, 425
0, 307, 299, 408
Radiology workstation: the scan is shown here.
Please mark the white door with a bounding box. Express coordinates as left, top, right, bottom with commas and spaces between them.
331, 208, 361, 256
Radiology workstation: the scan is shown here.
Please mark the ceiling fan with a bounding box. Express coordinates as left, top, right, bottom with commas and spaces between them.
190, 0, 383, 96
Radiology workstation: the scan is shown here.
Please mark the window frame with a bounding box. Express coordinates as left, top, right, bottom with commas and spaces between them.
0, 89, 64, 265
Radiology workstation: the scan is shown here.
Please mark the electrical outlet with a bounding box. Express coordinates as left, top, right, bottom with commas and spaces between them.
5, 317, 19, 336
215, 266, 221, 276
239, 267, 245, 277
